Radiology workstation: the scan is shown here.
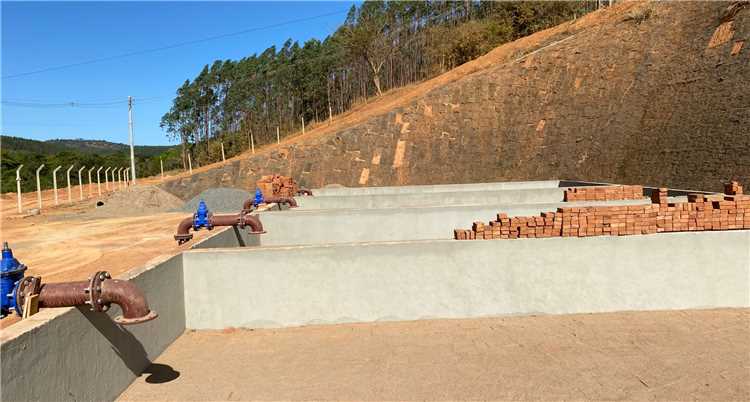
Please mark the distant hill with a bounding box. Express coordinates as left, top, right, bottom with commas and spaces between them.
1, 135, 181, 193
1, 136, 172, 157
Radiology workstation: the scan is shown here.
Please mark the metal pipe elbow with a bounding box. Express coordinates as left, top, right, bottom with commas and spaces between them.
101, 278, 158, 325
240, 213, 265, 234
174, 216, 194, 244
264, 196, 298, 208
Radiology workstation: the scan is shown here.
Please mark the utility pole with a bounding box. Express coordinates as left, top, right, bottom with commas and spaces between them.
128, 96, 136, 185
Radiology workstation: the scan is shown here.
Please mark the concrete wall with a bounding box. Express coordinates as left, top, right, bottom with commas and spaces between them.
0, 254, 185, 402
296, 188, 566, 210
183, 230, 750, 330
313, 180, 561, 197
259, 199, 650, 246
0, 226, 256, 402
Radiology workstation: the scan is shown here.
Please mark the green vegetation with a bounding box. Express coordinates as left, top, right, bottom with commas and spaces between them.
162, 1, 598, 167
1, 136, 180, 193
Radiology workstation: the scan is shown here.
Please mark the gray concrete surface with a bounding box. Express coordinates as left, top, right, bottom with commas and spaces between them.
182, 230, 750, 330
1, 253, 185, 402
313, 180, 561, 196
296, 188, 566, 210
258, 199, 650, 246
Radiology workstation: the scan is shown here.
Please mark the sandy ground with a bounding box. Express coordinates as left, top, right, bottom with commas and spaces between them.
0, 185, 213, 328
118, 308, 750, 401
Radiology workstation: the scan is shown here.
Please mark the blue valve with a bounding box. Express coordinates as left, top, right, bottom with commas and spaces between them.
1, 242, 27, 317
253, 188, 264, 208
193, 200, 213, 231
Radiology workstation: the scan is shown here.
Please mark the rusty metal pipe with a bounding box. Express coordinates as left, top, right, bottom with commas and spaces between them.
174, 212, 265, 244
211, 212, 265, 234
242, 196, 297, 210
16, 271, 157, 325
175, 216, 194, 244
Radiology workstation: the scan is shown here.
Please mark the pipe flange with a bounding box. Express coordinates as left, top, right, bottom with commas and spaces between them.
174, 233, 193, 245
87, 271, 111, 312
114, 310, 158, 325
13, 276, 41, 316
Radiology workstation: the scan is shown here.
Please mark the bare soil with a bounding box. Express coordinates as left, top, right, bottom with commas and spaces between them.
118, 308, 750, 401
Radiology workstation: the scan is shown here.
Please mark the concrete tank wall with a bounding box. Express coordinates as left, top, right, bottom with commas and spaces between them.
183, 230, 750, 330
259, 199, 650, 246
0, 226, 249, 402
0, 254, 185, 402
296, 188, 566, 210
312, 180, 561, 197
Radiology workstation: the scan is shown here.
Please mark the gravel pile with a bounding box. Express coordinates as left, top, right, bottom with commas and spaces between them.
86, 185, 184, 218
178, 187, 251, 213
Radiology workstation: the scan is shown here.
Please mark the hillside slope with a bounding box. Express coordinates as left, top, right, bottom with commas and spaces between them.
1, 136, 172, 156
161, 1, 749, 200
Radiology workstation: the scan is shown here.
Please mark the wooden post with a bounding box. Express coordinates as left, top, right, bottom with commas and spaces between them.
276, 126, 280, 144
22, 294, 39, 319
221, 142, 226, 162
187, 153, 193, 174
160, 158, 164, 180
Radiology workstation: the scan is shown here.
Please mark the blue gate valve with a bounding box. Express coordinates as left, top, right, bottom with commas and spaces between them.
193, 200, 213, 231
1, 242, 27, 317
253, 188, 264, 208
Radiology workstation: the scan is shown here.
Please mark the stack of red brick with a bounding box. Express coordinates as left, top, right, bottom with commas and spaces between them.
455, 182, 750, 240
256, 174, 300, 198
564, 185, 644, 201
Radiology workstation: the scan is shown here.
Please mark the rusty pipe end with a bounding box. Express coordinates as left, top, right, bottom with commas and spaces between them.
174, 233, 193, 245
114, 310, 158, 325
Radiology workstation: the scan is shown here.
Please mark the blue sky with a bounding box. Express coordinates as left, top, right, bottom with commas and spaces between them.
2, 1, 354, 146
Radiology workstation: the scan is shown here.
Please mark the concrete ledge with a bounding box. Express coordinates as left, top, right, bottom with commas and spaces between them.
259, 199, 650, 246
296, 188, 566, 210
183, 230, 750, 329
313, 180, 561, 196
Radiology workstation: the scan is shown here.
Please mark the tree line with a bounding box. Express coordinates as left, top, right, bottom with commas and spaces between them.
161, 1, 599, 168
1, 137, 181, 192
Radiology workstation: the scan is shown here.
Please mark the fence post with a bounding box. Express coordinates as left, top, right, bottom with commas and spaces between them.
87, 167, 95, 197
221, 142, 226, 162
96, 167, 103, 196
16, 165, 24, 213
52, 166, 62, 205
104, 167, 111, 190
187, 154, 193, 174
160, 158, 164, 181
276, 126, 280, 144
251, 132, 255, 154
301, 115, 305, 135
35, 164, 45, 210
78, 166, 86, 200
66, 165, 74, 203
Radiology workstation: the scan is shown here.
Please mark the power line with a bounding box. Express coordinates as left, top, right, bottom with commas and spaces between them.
1, 96, 166, 109
2, 9, 349, 80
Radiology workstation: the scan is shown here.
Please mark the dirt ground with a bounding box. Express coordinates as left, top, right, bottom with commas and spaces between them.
118, 308, 750, 401
0, 185, 214, 328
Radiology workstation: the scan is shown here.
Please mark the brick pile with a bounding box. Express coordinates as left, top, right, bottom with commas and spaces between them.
563, 185, 644, 201
455, 182, 749, 240
256, 175, 299, 198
